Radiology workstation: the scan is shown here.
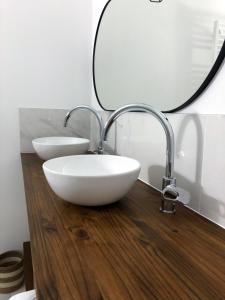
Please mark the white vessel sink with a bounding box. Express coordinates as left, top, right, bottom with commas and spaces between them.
43, 155, 141, 206
32, 136, 90, 160
9, 290, 36, 300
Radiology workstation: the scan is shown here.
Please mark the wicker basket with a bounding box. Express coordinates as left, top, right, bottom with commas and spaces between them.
0, 251, 24, 294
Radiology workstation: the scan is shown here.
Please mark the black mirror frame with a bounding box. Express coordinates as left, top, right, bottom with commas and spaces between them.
93, 0, 225, 113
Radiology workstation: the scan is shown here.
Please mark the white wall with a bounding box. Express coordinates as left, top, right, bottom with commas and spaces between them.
0, 0, 92, 252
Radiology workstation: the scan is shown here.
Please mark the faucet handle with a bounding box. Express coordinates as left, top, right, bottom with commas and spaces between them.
161, 177, 179, 214
162, 184, 179, 202
92, 147, 104, 155
97, 146, 104, 154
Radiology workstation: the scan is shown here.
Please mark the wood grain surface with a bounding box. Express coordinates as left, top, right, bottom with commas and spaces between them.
21, 153, 225, 300
23, 242, 34, 291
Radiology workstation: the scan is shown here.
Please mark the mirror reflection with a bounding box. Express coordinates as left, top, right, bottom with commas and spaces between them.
93, 0, 225, 111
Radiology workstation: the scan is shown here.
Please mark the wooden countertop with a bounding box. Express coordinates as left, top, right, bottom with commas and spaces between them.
21, 153, 225, 300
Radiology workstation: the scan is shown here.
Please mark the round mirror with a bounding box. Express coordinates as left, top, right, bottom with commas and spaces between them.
93, 0, 225, 112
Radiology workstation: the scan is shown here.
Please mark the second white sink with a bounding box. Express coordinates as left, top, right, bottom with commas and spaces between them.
32, 136, 90, 160
43, 155, 141, 206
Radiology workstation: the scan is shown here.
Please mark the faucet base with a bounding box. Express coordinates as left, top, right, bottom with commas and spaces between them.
97, 147, 104, 154
160, 199, 176, 214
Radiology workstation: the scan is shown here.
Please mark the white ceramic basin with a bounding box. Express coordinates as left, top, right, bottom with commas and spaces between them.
32, 136, 90, 160
9, 290, 36, 300
43, 155, 141, 206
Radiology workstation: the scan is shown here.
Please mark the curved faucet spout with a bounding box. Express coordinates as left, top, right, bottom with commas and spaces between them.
101, 103, 179, 214
102, 103, 174, 179
64, 105, 104, 154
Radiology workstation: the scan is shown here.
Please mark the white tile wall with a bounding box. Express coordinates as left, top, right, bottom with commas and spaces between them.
200, 115, 225, 226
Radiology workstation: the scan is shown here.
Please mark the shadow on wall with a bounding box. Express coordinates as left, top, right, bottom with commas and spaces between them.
148, 114, 204, 208
148, 114, 225, 224
148, 164, 225, 224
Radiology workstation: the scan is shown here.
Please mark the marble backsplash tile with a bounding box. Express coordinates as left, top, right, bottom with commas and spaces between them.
19, 108, 90, 153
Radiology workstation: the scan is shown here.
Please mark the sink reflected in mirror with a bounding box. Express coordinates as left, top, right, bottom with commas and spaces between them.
43, 155, 141, 206
32, 137, 90, 160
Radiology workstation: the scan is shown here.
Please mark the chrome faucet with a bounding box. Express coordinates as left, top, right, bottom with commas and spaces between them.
64, 105, 104, 154
101, 103, 179, 214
